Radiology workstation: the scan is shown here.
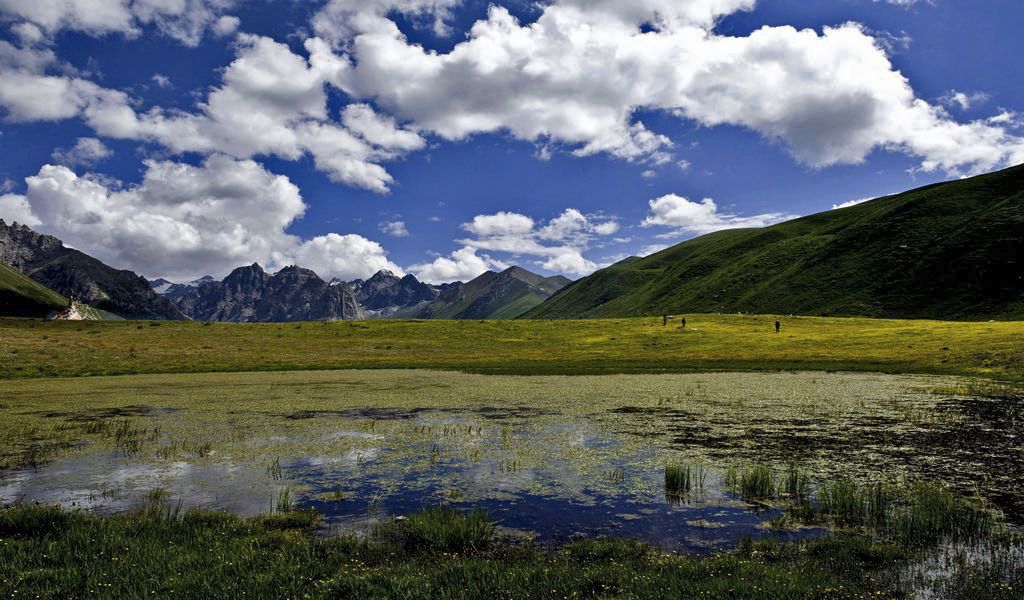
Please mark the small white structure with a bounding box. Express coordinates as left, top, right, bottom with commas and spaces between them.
52, 296, 86, 320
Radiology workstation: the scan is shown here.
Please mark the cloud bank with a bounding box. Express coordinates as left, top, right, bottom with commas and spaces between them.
316, 0, 1024, 175
3, 156, 402, 281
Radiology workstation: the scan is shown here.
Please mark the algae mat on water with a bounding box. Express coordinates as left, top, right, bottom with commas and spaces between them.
1, 369, 1021, 543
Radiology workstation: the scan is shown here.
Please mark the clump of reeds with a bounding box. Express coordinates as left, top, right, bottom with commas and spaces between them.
275, 487, 294, 513
819, 480, 874, 525
112, 419, 147, 455
783, 477, 999, 547
783, 462, 809, 501
605, 468, 625, 485
726, 464, 776, 501
141, 486, 183, 523
155, 443, 177, 459
184, 442, 213, 457
665, 463, 692, 499
267, 457, 283, 480
889, 483, 997, 545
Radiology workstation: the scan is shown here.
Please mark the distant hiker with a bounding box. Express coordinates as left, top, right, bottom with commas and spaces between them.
680, 316, 686, 329
775, 320, 781, 333
663, 315, 669, 326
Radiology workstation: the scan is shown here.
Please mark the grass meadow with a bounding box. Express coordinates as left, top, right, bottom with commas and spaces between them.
1, 314, 1022, 380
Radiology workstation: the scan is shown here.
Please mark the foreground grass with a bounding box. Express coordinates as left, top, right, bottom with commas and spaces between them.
1, 500, 1018, 599
2, 314, 1023, 380
0, 503, 911, 599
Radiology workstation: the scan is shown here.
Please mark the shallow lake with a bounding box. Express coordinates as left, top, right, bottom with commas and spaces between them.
1, 370, 1020, 551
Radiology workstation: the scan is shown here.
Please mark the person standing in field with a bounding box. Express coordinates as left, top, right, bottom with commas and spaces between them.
775, 320, 781, 333
663, 314, 669, 326
680, 316, 686, 329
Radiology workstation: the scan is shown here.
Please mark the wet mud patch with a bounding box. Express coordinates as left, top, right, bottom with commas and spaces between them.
281, 407, 440, 421
35, 405, 180, 422
476, 406, 556, 419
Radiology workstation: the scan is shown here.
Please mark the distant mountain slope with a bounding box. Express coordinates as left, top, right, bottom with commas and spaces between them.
0, 261, 67, 317
153, 276, 215, 301
169, 264, 364, 322
0, 220, 184, 320
350, 270, 441, 318
149, 278, 174, 294
526, 164, 1024, 320
412, 266, 571, 320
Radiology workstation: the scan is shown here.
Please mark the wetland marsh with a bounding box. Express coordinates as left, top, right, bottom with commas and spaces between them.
2, 370, 1021, 550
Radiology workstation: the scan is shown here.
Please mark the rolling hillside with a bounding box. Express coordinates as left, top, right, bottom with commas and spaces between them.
409, 266, 571, 320
0, 262, 68, 317
526, 164, 1024, 320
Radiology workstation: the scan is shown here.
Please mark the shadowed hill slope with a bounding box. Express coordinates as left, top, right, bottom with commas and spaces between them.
0, 262, 67, 318
411, 266, 571, 320
526, 164, 1024, 320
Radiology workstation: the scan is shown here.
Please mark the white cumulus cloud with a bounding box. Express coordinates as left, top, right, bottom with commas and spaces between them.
411, 207, 618, 282
311, 0, 1024, 176
939, 90, 990, 111
51, 137, 112, 167
0, 0, 238, 46
411, 208, 620, 281
5, 0, 1022, 199
290, 233, 404, 281
409, 246, 507, 284
84, 35, 425, 192
4, 155, 402, 281
312, 0, 463, 45
211, 14, 239, 37
831, 197, 874, 210
379, 220, 410, 237
0, 32, 426, 193
0, 193, 41, 226
643, 194, 793, 236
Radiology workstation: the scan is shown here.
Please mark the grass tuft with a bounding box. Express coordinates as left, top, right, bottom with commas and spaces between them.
385, 506, 495, 554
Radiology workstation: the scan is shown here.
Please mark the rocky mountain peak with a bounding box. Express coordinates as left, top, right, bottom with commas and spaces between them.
354, 269, 438, 312
170, 264, 363, 323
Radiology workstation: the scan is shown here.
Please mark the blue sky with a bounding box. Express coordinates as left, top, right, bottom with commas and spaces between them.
0, 0, 1021, 283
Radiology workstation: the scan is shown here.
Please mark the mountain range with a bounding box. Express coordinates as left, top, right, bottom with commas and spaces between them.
154, 264, 569, 322
4, 164, 1020, 323
526, 163, 1024, 321
163, 263, 364, 322
0, 218, 569, 322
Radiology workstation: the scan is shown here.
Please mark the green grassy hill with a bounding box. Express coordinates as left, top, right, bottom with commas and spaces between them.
408, 266, 571, 320
526, 164, 1024, 320
0, 262, 68, 317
